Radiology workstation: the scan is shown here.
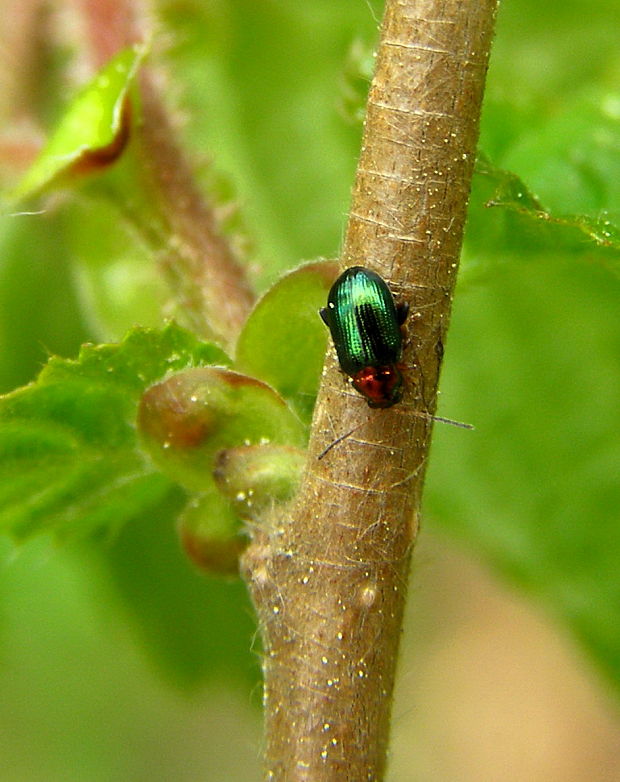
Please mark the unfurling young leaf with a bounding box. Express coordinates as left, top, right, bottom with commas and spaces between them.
10, 45, 146, 203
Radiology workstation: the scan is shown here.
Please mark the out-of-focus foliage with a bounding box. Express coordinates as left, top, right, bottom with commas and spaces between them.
9, 46, 144, 203
0, 0, 618, 780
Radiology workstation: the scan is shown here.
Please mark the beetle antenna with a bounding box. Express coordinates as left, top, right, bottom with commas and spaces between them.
414, 411, 474, 430
317, 422, 367, 460
317, 411, 472, 460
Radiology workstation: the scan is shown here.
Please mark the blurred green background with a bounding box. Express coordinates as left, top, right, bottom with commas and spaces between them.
1, 0, 619, 779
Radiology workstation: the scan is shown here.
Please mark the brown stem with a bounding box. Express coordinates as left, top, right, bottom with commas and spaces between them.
242, 1, 498, 779
134, 74, 255, 347
73, 0, 255, 349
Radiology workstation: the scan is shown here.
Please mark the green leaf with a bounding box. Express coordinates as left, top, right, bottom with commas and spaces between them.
0, 323, 229, 538
465, 88, 620, 284
462, 155, 620, 286
138, 366, 306, 492
10, 45, 145, 203
235, 261, 338, 421
477, 155, 620, 253
499, 91, 620, 218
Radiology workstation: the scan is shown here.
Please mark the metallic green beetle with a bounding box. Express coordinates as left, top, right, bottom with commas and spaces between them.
320, 266, 408, 408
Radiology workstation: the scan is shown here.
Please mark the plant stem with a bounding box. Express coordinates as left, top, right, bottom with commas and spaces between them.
243, 0, 498, 779
134, 75, 255, 347
74, 0, 255, 349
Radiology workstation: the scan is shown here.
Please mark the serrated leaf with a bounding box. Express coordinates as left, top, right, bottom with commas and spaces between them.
10, 45, 145, 203
235, 261, 338, 421
461, 155, 620, 287
466, 89, 620, 283
477, 154, 620, 253
0, 323, 230, 538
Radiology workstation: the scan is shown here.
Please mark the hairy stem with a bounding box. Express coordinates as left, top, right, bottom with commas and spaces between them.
134, 75, 255, 347
243, 0, 498, 779
74, 0, 255, 349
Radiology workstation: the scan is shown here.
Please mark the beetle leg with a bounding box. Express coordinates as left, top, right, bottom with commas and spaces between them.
396, 301, 409, 325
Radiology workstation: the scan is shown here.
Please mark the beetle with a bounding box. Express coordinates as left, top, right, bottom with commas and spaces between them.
320, 266, 409, 408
